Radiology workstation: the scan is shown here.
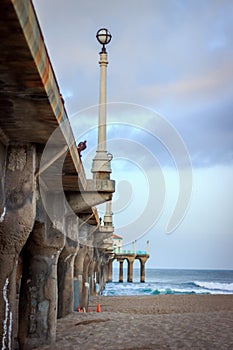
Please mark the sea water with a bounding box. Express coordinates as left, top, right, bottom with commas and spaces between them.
103, 268, 233, 296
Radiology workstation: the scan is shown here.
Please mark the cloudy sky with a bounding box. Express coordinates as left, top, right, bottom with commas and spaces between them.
33, 0, 233, 269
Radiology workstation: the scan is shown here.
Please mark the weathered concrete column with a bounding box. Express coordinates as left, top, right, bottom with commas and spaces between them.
127, 257, 135, 283
74, 220, 95, 310
93, 252, 107, 294
98, 257, 105, 293
18, 193, 66, 349
118, 259, 124, 283
107, 258, 113, 282
0, 142, 6, 217
0, 255, 17, 350
58, 246, 78, 318
138, 256, 149, 283
82, 247, 94, 310
140, 260, 145, 283
57, 217, 79, 318
93, 249, 101, 292
57, 215, 79, 318
102, 260, 109, 287
0, 145, 36, 350
88, 258, 96, 296
57, 245, 78, 318
74, 245, 87, 309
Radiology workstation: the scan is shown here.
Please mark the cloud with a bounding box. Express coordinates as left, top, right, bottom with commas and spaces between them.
32, 0, 233, 268
138, 58, 233, 105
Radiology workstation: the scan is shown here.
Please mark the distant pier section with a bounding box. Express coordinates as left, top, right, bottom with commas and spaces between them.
108, 235, 150, 283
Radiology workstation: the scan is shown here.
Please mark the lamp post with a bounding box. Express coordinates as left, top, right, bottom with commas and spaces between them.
92, 28, 112, 180
103, 200, 113, 228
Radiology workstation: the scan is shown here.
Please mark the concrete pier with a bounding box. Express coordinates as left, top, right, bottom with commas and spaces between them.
113, 251, 150, 283
0, 1, 115, 348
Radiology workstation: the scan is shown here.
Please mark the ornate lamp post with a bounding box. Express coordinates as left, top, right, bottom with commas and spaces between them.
92, 28, 112, 180
103, 200, 113, 228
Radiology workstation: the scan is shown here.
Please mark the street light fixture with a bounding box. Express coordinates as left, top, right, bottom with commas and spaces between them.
96, 28, 112, 52
92, 28, 112, 179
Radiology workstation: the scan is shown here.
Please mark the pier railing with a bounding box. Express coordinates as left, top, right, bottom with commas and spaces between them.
114, 249, 148, 255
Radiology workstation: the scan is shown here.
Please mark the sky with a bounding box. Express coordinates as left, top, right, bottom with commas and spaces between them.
33, 0, 233, 269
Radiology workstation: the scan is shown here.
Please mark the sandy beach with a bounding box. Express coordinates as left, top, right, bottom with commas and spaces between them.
32, 294, 233, 350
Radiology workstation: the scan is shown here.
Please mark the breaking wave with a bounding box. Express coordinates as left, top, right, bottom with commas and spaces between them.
103, 269, 233, 296
194, 281, 233, 292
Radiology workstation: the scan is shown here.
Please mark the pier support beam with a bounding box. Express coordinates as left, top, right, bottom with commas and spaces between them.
102, 259, 109, 287
0, 145, 36, 350
18, 191, 66, 349
117, 259, 124, 283
114, 252, 150, 284
127, 257, 135, 283
88, 258, 96, 296
57, 215, 79, 318
82, 248, 94, 310
140, 260, 145, 283
138, 256, 149, 283
74, 245, 87, 309
107, 258, 113, 282
18, 219, 65, 349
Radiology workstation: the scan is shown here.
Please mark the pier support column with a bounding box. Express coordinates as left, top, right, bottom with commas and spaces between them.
97, 254, 108, 293
93, 249, 101, 292
57, 215, 79, 318
107, 258, 113, 282
0, 145, 36, 350
89, 258, 96, 296
127, 257, 135, 283
74, 245, 87, 309
138, 256, 149, 283
82, 247, 94, 310
118, 259, 124, 283
18, 192, 66, 349
18, 219, 65, 349
140, 260, 145, 283
58, 249, 78, 318
102, 259, 108, 287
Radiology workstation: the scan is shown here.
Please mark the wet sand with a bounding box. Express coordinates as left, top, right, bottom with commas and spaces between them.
34, 294, 233, 349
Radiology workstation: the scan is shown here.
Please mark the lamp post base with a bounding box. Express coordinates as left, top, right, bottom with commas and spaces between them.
91, 150, 112, 179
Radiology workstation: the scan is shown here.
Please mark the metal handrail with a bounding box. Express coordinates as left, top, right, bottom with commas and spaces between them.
114, 249, 147, 255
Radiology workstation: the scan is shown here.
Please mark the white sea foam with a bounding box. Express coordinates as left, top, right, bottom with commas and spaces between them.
104, 269, 233, 296
194, 281, 233, 292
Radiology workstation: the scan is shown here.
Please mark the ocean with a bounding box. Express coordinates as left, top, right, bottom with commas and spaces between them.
103, 268, 233, 296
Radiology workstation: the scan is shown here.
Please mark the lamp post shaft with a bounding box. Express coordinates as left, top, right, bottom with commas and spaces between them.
92, 48, 112, 178
98, 52, 108, 152
104, 200, 113, 227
